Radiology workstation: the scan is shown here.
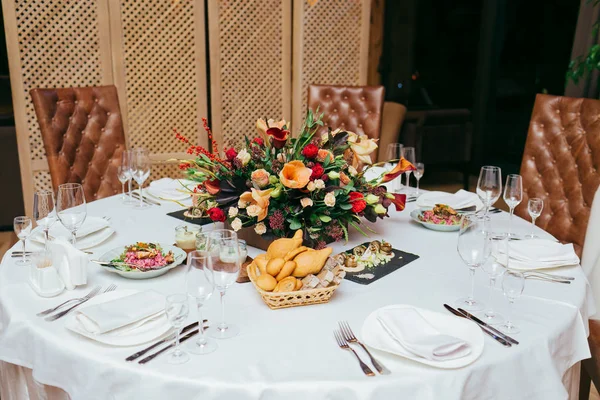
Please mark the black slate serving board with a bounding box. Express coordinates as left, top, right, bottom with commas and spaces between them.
167, 209, 213, 226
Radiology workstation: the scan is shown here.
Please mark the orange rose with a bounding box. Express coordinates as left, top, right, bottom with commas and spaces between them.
239, 188, 273, 222
279, 160, 312, 189
251, 169, 270, 189
317, 149, 334, 163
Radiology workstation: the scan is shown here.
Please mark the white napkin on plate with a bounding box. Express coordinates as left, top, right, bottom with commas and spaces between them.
148, 178, 195, 200
376, 307, 472, 361
47, 238, 88, 290
76, 290, 166, 334
495, 238, 580, 270
417, 190, 481, 210
35, 216, 110, 240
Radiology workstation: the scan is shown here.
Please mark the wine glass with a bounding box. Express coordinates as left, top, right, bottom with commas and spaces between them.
185, 251, 217, 355
456, 214, 491, 311
503, 174, 523, 237
527, 198, 544, 238
414, 162, 425, 196
121, 150, 135, 205
499, 270, 525, 334
56, 183, 87, 246
205, 229, 241, 339
33, 189, 56, 250
476, 166, 502, 217
13, 216, 32, 266
386, 143, 404, 190
481, 233, 508, 324
165, 293, 190, 364
117, 163, 129, 202
131, 148, 151, 209
402, 147, 416, 193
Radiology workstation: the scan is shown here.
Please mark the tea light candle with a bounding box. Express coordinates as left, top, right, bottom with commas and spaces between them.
175, 225, 201, 250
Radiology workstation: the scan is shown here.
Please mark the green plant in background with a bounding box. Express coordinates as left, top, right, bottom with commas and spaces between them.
566, 0, 600, 84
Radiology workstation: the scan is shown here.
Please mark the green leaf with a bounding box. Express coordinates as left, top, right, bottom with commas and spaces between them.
339, 203, 353, 210
289, 219, 302, 230
319, 215, 332, 223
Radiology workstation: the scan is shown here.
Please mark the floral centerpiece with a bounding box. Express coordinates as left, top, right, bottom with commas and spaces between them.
174, 111, 414, 249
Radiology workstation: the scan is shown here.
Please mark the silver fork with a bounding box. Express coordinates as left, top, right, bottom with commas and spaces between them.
333, 330, 375, 376
46, 284, 117, 321
37, 286, 101, 317
339, 321, 390, 375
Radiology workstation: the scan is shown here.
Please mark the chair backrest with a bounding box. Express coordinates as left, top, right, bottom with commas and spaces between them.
30, 85, 126, 202
515, 93, 600, 256
378, 102, 407, 162
307, 85, 385, 161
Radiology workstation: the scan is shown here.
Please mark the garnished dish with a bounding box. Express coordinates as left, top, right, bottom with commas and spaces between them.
338, 240, 395, 274
98, 243, 187, 280
410, 204, 462, 232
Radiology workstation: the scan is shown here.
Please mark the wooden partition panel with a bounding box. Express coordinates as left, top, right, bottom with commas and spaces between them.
292, 0, 371, 131
1, 0, 113, 214
208, 0, 292, 147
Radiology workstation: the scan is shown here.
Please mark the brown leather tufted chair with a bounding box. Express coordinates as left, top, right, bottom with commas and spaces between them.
30, 85, 127, 202
307, 84, 385, 161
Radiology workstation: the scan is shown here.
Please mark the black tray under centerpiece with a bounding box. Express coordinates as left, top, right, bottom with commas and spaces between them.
338, 241, 419, 285
167, 209, 213, 226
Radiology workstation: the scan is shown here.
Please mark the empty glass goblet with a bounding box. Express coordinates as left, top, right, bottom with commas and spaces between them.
14, 216, 32, 266
476, 166, 502, 217
503, 174, 523, 237
414, 162, 424, 196
527, 198, 544, 239
499, 270, 525, 334
33, 189, 56, 250
131, 148, 151, 209
481, 233, 508, 324
386, 143, 404, 190
165, 293, 190, 364
56, 183, 87, 246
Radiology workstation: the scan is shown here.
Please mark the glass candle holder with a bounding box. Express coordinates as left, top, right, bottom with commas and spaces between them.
175, 225, 201, 250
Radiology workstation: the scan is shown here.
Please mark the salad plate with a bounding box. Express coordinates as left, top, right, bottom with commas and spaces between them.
410, 205, 461, 232
97, 243, 187, 279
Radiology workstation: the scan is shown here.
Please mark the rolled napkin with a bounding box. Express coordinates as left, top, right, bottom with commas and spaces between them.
47, 238, 88, 290
376, 307, 471, 361
147, 178, 196, 200
34, 216, 110, 240
76, 290, 165, 334
494, 238, 580, 270
416, 190, 482, 210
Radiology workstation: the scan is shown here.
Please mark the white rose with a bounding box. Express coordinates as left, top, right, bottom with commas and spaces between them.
231, 217, 242, 232
228, 207, 239, 217
324, 192, 336, 207
314, 179, 325, 189
300, 197, 313, 208
254, 222, 267, 235
348, 166, 358, 177
307, 181, 316, 192
236, 148, 251, 166
238, 199, 248, 209
246, 204, 261, 217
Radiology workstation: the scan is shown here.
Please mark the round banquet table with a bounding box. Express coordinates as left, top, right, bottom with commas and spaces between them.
0, 194, 594, 400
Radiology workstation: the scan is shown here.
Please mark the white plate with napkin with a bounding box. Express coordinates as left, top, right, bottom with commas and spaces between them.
147, 178, 196, 201
494, 238, 580, 271
416, 190, 484, 211
65, 289, 171, 346
31, 216, 114, 250
361, 305, 484, 368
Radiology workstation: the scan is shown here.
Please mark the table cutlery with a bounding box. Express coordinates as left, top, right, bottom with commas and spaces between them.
455, 205, 477, 213
125, 320, 207, 362
46, 284, 117, 321
333, 329, 375, 376
523, 274, 571, 284
37, 286, 101, 317
338, 321, 390, 375
457, 307, 519, 345
443, 304, 512, 347
131, 192, 161, 206
139, 328, 201, 364
12, 250, 93, 256
523, 271, 574, 281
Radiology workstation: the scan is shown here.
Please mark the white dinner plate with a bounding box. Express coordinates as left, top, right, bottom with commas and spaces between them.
147, 179, 195, 201
410, 209, 460, 232
65, 289, 172, 346
97, 244, 187, 279
361, 305, 484, 369
30, 227, 115, 250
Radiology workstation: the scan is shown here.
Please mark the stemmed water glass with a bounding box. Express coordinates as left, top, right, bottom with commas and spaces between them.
527, 198, 544, 238
33, 189, 56, 250
56, 183, 87, 246
117, 163, 129, 202
165, 293, 190, 364
481, 233, 508, 324
476, 166, 502, 217
205, 229, 241, 339
414, 162, 425, 196
13, 216, 32, 266
185, 251, 217, 355
132, 148, 151, 209
121, 150, 136, 205
499, 270, 525, 334
503, 174, 523, 237
386, 143, 404, 191
456, 214, 491, 311
402, 147, 416, 193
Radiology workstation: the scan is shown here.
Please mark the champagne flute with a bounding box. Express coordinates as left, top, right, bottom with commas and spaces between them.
503, 174, 523, 237
414, 162, 425, 196
33, 189, 56, 250
499, 270, 525, 334
56, 183, 87, 246
481, 233, 508, 324
13, 216, 32, 266
456, 214, 491, 311
121, 150, 135, 205
402, 147, 416, 194
527, 198, 544, 239
131, 148, 151, 209
387, 143, 404, 190
205, 229, 241, 339
165, 294, 190, 364
185, 251, 217, 355
476, 166, 502, 217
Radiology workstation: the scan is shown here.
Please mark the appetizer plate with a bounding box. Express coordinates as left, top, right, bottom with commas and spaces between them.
410, 209, 460, 232
98, 244, 187, 279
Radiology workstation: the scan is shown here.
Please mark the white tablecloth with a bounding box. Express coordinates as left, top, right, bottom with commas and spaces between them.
0, 194, 594, 400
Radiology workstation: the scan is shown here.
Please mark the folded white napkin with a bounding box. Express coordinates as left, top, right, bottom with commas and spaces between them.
417, 190, 482, 210
495, 238, 580, 270
76, 290, 166, 334
47, 238, 88, 290
376, 307, 471, 361
148, 178, 195, 200
35, 216, 110, 240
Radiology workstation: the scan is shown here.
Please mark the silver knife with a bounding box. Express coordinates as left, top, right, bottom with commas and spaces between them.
131, 192, 161, 206
457, 308, 519, 345
138, 328, 200, 364
525, 271, 574, 281
443, 304, 511, 347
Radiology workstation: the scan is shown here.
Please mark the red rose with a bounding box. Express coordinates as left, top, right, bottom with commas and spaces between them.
225, 148, 237, 161
310, 163, 324, 180
349, 192, 367, 213
302, 143, 319, 159
252, 137, 264, 146
207, 207, 226, 222
320, 174, 329, 182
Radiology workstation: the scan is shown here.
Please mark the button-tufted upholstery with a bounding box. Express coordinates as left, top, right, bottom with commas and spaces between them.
30, 85, 126, 202
307, 85, 385, 161
515, 94, 600, 257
